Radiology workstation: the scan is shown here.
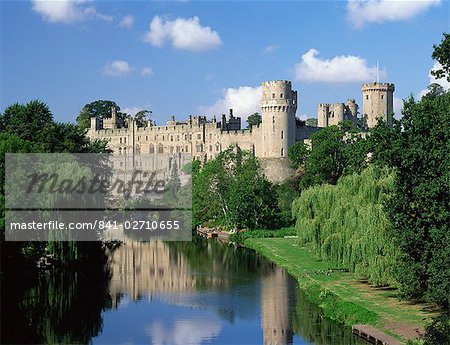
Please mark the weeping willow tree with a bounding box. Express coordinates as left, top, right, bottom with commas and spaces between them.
293, 165, 397, 286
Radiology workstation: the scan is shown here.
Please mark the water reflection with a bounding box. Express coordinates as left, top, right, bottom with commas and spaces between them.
2, 237, 364, 344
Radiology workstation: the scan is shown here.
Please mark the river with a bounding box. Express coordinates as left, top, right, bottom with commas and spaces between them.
3, 237, 365, 344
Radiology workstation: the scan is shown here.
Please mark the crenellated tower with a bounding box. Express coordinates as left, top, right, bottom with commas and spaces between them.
362, 82, 395, 128
261, 80, 297, 157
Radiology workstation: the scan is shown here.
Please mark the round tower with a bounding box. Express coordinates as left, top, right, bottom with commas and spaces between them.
361, 82, 395, 128
261, 80, 297, 157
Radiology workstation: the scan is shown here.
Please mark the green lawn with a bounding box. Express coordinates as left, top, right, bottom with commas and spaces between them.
245, 237, 436, 342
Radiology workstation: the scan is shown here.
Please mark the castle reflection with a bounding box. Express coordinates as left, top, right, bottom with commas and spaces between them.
107, 238, 297, 344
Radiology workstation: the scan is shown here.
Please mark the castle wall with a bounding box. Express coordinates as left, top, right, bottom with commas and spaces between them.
87, 80, 328, 183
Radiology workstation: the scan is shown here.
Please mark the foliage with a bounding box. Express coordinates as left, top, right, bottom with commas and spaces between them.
431, 33, 450, 82
229, 227, 296, 243
192, 147, 281, 230
135, 109, 152, 128
1, 100, 111, 270
293, 166, 398, 286
383, 92, 450, 308
424, 314, 450, 345
300, 121, 368, 189
275, 179, 300, 226
305, 118, 318, 127
0, 100, 54, 143
288, 141, 309, 169
246, 112, 261, 128
76, 100, 126, 130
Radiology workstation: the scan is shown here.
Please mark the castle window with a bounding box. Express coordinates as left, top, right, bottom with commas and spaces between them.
186, 145, 189, 152
158, 144, 164, 153
118, 147, 122, 155
216, 144, 220, 152
137, 136, 140, 141
162, 135, 165, 140
120, 161, 123, 167
280, 93, 283, 98
124, 137, 126, 143
272, 93, 275, 98
177, 135, 179, 141
381, 95, 384, 99
209, 145, 212, 152
146, 136, 148, 141
272, 116, 275, 123
170, 135, 173, 141
149, 144, 155, 154
281, 148, 284, 156
197, 133, 201, 140
189, 134, 192, 140
120, 138, 122, 144
176, 146, 180, 153
281, 131, 284, 139
123, 147, 127, 155
135, 145, 140, 154
366, 95, 369, 100
170, 146, 174, 153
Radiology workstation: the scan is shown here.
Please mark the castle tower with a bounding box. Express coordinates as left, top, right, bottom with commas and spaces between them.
261, 80, 297, 157
361, 82, 395, 128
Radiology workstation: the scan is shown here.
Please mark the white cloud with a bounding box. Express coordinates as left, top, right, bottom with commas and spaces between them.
119, 15, 134, 29
417, 61, 450, 98
147, 318, 222, 345
140, 66, 154, 77
347, 0, 441, 28
103, 60, 133, 77
143, 16, 222, 51
200, 86, 261, 122
263, 44, 278, 54
294, 49, 386, 83
31, 0, 112, 24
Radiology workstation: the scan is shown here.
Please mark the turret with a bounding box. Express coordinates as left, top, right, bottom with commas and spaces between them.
362, 82, 395, 128
261, 80, 297, 157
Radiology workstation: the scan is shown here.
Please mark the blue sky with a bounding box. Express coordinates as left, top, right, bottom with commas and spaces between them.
1, 1, 449, 125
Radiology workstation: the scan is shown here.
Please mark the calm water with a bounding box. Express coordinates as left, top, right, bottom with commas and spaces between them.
3, 237, 365, 344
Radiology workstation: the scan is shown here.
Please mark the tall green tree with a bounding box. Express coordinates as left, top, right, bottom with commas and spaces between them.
135, 109, 152, 128
193, 147, 280, 230
246, 112, 262, 128
300, 121, 367, 189
76, 100, 125, 130
288, 141, 309, 169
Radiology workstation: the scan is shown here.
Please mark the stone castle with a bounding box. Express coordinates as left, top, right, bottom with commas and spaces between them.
88, 80, 394, 182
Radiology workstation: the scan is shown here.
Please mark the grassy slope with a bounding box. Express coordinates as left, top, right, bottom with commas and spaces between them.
245, 237, 435, 341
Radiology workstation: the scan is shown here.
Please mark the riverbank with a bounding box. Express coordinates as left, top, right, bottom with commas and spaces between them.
245, 237, 435, 343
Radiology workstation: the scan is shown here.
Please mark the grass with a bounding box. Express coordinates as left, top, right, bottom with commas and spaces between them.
245, 237, 436, 342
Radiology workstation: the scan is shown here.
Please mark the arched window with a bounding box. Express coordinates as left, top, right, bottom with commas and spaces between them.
281, 148, 284, 157
123, 147, 127, 155
135, 145, 140, 154
158, 144, 164, 153
149, 144, 155, 154
118, 147, 122, 155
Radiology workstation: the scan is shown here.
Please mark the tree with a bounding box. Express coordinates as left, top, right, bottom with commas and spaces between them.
299, 121, 367, 188
386, 92, 450, 308
135, 109, 152, 128
246, 112, 262, 128
288, 141, 309, 169
192, 147, 280, 230
431, 33, 450, 82
1, 100, 54, 143
76, 100, 125, 130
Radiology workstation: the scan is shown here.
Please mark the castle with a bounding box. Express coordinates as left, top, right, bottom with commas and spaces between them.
88, 80, 394, 182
